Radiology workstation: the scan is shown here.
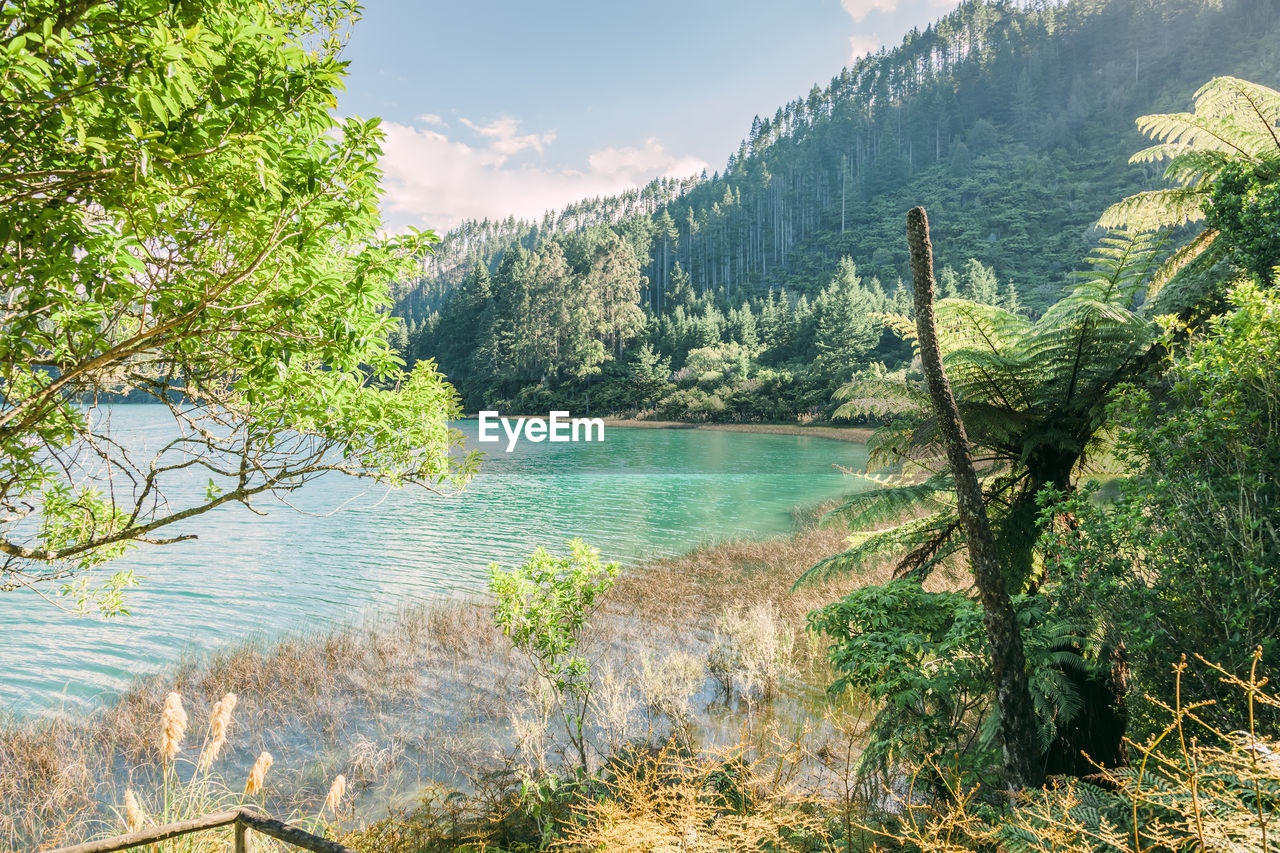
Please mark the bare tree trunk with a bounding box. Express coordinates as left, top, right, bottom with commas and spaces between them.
906, 207, 1043, 791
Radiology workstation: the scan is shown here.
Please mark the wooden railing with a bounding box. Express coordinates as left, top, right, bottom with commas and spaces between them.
44, 808, 356, 853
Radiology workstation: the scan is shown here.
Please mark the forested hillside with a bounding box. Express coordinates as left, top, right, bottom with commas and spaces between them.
395, 0, 1279, 418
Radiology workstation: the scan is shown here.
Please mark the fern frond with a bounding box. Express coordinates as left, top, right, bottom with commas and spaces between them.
795, 511, 957, 587
1145, 227, 1220, 303
1098, 188, 1206, 230
1129, 142, 1190, 164
1030, 667, 1080, 748
946, 348, 1038, 416
1191, 76, 1280, 155
894, 516, 965, 580
935, 299, 1030, 355
821, 478, 950, 531
1146, 237, 1236, 319
953, 398, 1030, 449
849, 469, 917, 490
878, 312, 917, 343
1031, 298, 1149, 355
1134, 111, 1260, 159
1010, 231, 1161, 413
1107, 78, 1280, 236
1071, 782, 1121, 810
863, 417, 946, 473
1023, 314, 1150, 413
1163, 149, 1235, 188
832, 376, 929, 419
1080, 230, 1163, 273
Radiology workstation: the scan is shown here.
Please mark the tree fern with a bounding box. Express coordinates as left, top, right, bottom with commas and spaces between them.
808, 79, 1276, 779
1100, 77, 1280, 232
807, 231, 1163, 590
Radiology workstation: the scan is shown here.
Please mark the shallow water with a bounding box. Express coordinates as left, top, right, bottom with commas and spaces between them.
0, 406, 867, 716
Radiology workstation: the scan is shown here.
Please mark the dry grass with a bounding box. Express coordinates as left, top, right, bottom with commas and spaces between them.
0, 601, 521, 851
608, 520, 875, 630
1, 506, 896, 851
560, 742, 828, 853
339, 700, 883, 853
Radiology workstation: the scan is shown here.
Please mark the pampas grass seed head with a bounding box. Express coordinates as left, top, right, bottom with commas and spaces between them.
323, 774, 346, 816
245, 750, 273, 796
124, 789, 146, 833
198, 692, 237, 771
159, 692, 188, 764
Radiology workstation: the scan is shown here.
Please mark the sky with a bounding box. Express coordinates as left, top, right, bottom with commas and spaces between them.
338, 1, 964, 233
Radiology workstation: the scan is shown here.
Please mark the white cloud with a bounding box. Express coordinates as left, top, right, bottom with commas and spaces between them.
418, 113, 446, 127
458, 117, 557, 161
847, 34, 882, 61
840, 0, 895, 63
840, 0, 898, 23
377, 120, 708, 233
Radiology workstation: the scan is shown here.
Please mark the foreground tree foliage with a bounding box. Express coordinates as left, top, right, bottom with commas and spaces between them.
0, 0, 474, 612
489, 540, 620, 772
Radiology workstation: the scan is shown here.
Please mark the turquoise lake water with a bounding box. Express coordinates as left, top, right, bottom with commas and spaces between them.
0, 406, 868, 716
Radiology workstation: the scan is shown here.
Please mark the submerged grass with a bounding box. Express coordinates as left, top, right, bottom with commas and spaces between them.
1, 505, 899, 851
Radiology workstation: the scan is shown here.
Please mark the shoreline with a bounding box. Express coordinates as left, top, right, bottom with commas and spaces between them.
601, 419, 875, 443
455, 414, 874, 444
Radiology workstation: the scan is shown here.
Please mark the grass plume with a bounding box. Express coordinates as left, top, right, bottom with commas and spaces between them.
197, 693, 237, 772
159, 692, 188, 766
245, 751, 274, 797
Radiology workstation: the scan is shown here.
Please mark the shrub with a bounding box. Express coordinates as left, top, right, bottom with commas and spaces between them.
875, 653, 1280, 853
809, 581, 1100, 792
639, 650, 706, 748
1041, 282, 1280, 734
560, 744, 829, 853
489, 540, 620, 770
1207, 160, 1280, 284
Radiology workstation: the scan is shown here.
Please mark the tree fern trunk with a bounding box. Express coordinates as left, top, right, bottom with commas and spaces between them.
907, 207, 1044, 791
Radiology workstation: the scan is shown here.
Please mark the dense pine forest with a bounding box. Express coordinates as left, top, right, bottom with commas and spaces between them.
394, 0, 1279, 420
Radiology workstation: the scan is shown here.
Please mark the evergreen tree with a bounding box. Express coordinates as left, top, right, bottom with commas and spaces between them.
963, 258, 1000, 305
813, 259, 878, 388
624, 344, 673, 408
666, 261, 694, 309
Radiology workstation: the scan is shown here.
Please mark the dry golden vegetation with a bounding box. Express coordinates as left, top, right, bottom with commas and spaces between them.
8, 507, 1272, 853
338, 701, 882, 853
